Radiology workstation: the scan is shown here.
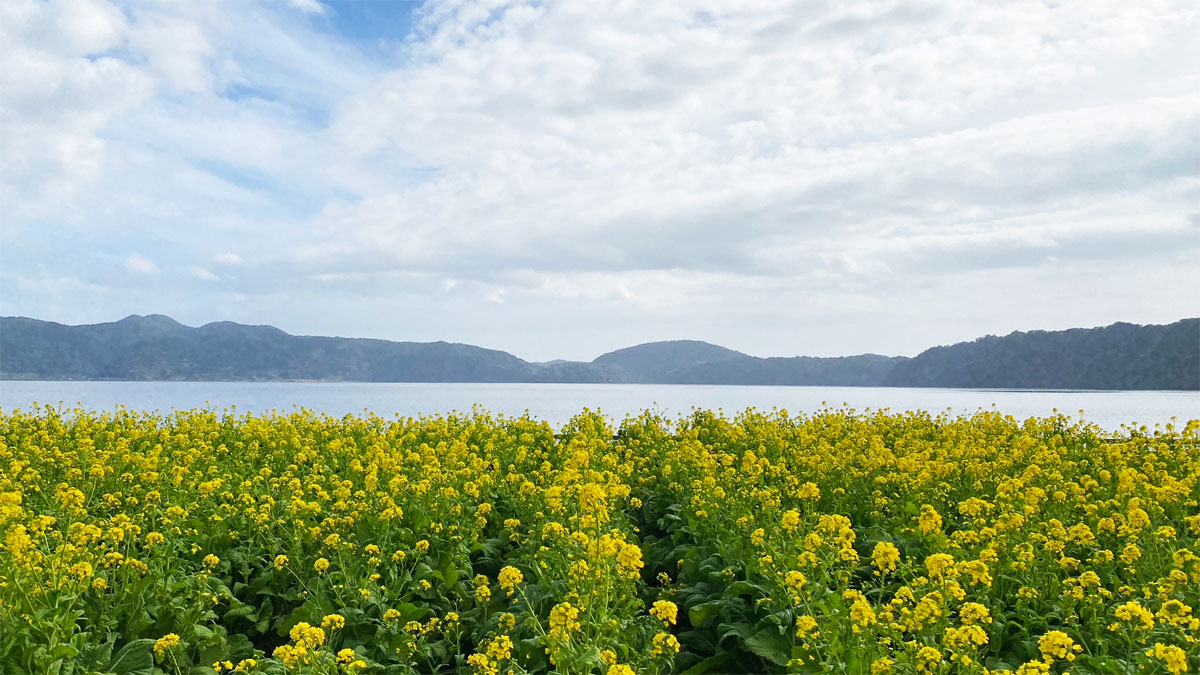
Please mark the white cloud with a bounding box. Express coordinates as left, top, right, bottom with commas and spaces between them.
191, 266, 220, 281
1, 0, 1198, 359
124, 253, 160, 276
279, 0, 326, 15
128, 13, 215, 93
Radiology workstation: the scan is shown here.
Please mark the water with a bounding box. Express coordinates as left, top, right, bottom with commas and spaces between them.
1, 381, 1195, 432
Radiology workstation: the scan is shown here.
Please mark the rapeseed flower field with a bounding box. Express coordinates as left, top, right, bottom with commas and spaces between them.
1, 405, 1197, 674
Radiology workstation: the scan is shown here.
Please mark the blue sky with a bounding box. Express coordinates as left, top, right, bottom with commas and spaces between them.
1, 0, 1198, 361
319, 1, 419, 48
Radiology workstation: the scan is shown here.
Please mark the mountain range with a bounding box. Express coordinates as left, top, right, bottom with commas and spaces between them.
1, 315, 1196, 390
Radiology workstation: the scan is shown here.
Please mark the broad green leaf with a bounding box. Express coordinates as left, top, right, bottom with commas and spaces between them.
688, 601, 721, 628
744, 628, 792, 666
107, 639, 155, 675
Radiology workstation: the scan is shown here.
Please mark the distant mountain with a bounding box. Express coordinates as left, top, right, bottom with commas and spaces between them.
668, 354, 906, 386
590, 340, 903, 386
591, 340, 749, 383
0, 315, 542, 383
884, 319, 1199, 390
1, 315, 1196, 389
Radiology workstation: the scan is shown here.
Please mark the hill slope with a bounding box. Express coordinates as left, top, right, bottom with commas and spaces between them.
591, 340, 749, 383
0, 315, 542, 382
1, 315, 1195, 388
884, 319, 1199, 390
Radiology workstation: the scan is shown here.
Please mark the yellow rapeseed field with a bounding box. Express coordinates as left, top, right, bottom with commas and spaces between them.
1, 405, 1197, 675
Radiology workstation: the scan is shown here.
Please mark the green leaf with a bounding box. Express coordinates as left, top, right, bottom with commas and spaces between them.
688, 601, 721, 628
225, 634, 255, 661
107, 639, 155, 675
719, 621, 756, 642
224, 602, 256, 621
744, 629, 792, 666
51, 644, 80, 660
81, 638, 115, 669
727, 581, 767, 597
681, 653, 733, 675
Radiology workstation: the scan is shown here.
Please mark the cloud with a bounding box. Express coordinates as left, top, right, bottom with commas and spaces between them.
1, 0, 1198, 360
124, 253, 160, 276
279, 0, 326, 15
191, 266, 220, 281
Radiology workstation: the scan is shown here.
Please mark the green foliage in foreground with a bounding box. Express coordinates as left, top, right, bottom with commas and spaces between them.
1, 405, 1198, 674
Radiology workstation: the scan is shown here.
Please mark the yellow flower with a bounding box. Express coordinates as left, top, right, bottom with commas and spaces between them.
467, 653, 497, 675
872, 541, 901, 575
616, 542, 644, 578
1158, 600, 1194, 627
609, 665, 635, 675
273, 644, 308, 669
1146, 643, 1189, 675
847, 593, 876, 629
925, 553, 955, 578
798, 482, 821, 500
549, 602, 581, 640
70, 561, 93, 580
498, 566, 523, 596
956, 559, 992, 586
782, 509, 801, 533
153, 633, 181, 656
322, 613, 345, 631
944, 624, 988, 649
486, 635, 513, 661
1038, 630, 1080, 662
796, 615, 820, 638
273, 554, 288, 570
289, 622, 326, 648
650, 600, 678, 626
750, 528, 766, 546
1121, 543, 1142, 565
918, 505, 943, 535
960, 602, 991, 626
1112, 600, 1155, 631
203, 554, 220, 568
916, 646, 941, 672
784, 570, 807, 604
314, 557, 330, 572
651, 632, 680, 657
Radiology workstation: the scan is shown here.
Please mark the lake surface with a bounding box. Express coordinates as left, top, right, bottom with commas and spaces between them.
1, 381, 1196, 432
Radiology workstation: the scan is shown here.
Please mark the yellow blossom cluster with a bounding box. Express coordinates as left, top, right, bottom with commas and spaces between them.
1, 405, 1197, 674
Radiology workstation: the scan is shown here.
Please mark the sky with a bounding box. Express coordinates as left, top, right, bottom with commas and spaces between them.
1, 0, 1198, 362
